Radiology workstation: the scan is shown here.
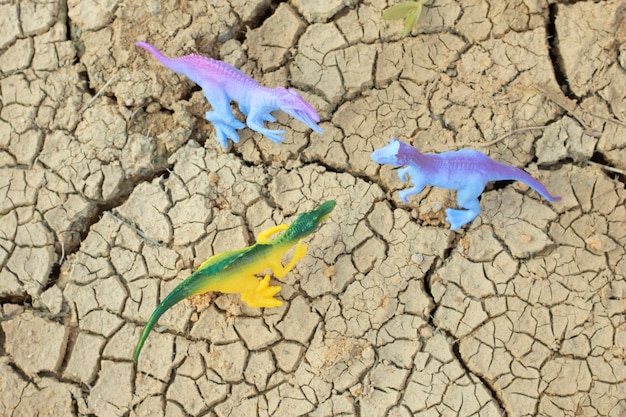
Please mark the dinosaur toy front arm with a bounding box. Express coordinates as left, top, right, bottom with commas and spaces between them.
372, 139, 560, 230
136, 41, 322, 147
133, 200, 335, 362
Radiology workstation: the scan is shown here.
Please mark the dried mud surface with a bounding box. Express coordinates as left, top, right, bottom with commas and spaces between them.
1, 1, 626, 416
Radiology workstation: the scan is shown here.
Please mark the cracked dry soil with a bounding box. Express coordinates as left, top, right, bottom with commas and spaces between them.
1, 1, 626, 416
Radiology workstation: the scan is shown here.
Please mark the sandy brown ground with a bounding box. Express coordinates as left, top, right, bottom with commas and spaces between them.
1, 1, 626, 416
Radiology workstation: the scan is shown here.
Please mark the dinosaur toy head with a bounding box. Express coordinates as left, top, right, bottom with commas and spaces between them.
371, 138, 404, 165
372, 138, 425, 166
275, 200, 336, 245
275, 88, 323, 134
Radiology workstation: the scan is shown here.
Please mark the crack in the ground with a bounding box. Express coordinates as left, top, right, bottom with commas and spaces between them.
233, 0, 288, 44
4, 2, 626, 416
547, 3, 575, 100
452, 341, 510, 417
417, 225, 514, 416
42, 163, 175, 286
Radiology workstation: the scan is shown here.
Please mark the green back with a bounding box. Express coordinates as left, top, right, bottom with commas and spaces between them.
196, 246, 254, 271
272, 200, 336, 246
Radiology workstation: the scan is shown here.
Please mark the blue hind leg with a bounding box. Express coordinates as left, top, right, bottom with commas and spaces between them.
210, 121, 243, 147
445, 183, 485, 230
203, 88, 245, 147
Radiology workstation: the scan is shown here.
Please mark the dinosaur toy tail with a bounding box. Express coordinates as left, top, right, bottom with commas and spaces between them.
133, 281, 193, 362
136, 41, 183, 72
498, 164, 561, 203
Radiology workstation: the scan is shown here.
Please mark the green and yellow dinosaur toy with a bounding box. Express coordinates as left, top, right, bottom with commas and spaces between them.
134, 200, 336, 362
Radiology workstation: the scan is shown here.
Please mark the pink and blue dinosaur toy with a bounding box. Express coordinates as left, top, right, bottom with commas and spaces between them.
372, 138, 561, 230
136, 41, 322, 147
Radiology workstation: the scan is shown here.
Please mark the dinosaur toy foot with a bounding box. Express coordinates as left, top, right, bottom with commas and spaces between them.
240, 275, 283, 308
206, 112, 245, 147
247, 119, 286, 144
445, 208, 480, 231
211, 121, 242, 147
259, 128, 287, 144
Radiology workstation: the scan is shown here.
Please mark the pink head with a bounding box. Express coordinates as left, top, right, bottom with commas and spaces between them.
274, 88, 322, 133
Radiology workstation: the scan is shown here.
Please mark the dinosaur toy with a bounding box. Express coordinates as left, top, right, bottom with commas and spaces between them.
136, 41, 323, 147
371, 139, 560, 230
133, 200, 335, 362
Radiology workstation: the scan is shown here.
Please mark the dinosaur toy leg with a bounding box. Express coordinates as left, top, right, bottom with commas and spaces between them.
445, 183, 485, 231
241, 275, 283, 307
262, 114, 276, 123
204, 272, 282, 308
203, 88, 246, 146
239, 104, 277, 125
272, 240, 308, 278
396, 167, 427, 203
397, 166, 411, 182
246, 110, 286, 144
256, 224, 288, 244
399, 185, 427, 203
210, 120, 242, 147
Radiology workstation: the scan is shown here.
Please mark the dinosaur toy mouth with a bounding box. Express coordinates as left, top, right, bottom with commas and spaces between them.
315, 200, 336, 222
371, 138, 401, 165
287, 108, 323, 134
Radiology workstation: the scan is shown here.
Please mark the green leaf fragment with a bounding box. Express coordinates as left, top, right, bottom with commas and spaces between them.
382, 2, 420, 20
402, 8, 421, 36
383, 1, 427, 37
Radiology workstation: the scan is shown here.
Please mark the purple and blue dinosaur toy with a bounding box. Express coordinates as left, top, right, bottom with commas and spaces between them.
372, 138, 561, 231
136, 41, 322, 147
